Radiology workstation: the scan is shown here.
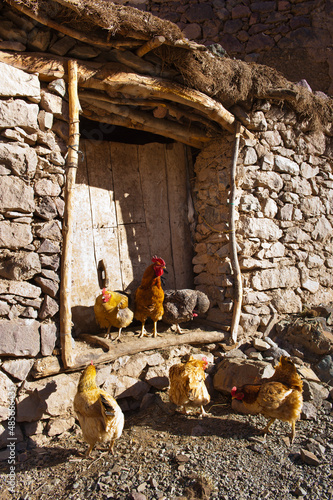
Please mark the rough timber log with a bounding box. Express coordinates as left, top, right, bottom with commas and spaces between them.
59, 59, 80, 368
31, 329, 226, 379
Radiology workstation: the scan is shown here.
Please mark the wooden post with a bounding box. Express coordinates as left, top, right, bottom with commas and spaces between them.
60, 60, 80, 368
229, 122, 243, 343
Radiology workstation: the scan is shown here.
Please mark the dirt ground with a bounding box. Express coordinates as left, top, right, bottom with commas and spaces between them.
1, 389, 332, 500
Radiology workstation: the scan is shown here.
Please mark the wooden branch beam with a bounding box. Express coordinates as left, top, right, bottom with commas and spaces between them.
229, 122, 243, 344
6, 0, 141, 49
81, 104, 209, 149
80, 90, 222, 133
136, 36, 166, 57
31, 330, 226, 378
0, 50, 105, 81
86, 72, 254, 139
0, 51, 254, 139
59, 59, 80, 368
259, 88, 298, 102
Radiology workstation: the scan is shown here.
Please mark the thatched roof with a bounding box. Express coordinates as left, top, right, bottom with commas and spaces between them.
4, 0, 333, 137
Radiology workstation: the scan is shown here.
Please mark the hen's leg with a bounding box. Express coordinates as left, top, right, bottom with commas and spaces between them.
199, 405, 210, 418
109, 438, 116, 455
104, 325, 111, 339
260, 418, 275, 437
176, 324, 183, 334
85, 443, 95, 458
112, 328, 122, 341
290, 421, 296, 443
153, 321, 162, 338
139, 322, 148, 338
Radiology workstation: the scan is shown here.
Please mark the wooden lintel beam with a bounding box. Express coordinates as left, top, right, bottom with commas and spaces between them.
81, 105, 209, 149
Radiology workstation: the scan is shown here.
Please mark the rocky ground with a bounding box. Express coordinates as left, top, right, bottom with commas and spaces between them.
0, 389, 332, 500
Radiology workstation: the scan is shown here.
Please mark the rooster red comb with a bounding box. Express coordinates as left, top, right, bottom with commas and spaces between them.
152, 256, 166, 266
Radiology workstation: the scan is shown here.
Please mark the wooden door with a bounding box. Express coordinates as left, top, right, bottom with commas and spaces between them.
71, 140, 194, 334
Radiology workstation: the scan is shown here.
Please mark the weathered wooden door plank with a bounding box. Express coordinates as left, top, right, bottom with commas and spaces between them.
71, 141, 100, 333
85, 140, 117, 228
110, 143, 145, 225
165, 143, 194, 289
138, 142, 175, 289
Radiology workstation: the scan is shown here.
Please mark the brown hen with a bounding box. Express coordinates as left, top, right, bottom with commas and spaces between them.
169, 355, 210, 417
231, 356, 303, 442
74, 363, 124, 457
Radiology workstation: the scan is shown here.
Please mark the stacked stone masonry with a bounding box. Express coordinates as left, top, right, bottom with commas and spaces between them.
112, 0, 333, 96
0, 63, 66, 371
193, 104, 333, 336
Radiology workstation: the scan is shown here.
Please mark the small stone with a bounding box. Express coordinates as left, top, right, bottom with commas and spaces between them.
37, 239, 61, 254
34, 276, 59, 298
176, 454, 190, 463
137, 482, 147, 492
40, 322, 57, 356
38, 110, 53, 131
281, 436, 290, 447
131, 493, 147, 500
39, 295, 59, 319
252, 338, 270, 351
293, 485, 307, 496
301, 402, 317, 420
307, 438, 326, 457
48, 78, 67, 97
300, 448, 321, 466
47, 417, 75, 436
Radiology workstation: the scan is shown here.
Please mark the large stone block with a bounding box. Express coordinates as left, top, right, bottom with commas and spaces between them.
103, 374, 150, 400
0, 176, 34, 214
0, 279, 41, 298
0, 252, 41, 281
275, 155, 300, 175
16, 372, 80, 422
0, 221, 33, 249
0, 61, 40, 99
240, 217, 283, 241
0, 143, 38, 178
312, 216, 332, 242
213, 358, 275, 394
270, 289, 302, 313
0, 99, 38, 131
0, 318, 40, 357
252, 266, 300, 290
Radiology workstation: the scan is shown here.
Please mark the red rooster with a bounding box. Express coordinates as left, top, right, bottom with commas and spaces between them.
134, 256, 166, 338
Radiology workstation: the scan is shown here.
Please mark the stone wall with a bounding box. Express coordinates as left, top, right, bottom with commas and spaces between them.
192, 101, 333, 337
115, 0, 333, 95
0, 63, 67, 392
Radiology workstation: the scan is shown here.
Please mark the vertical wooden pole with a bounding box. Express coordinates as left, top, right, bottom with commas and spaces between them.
60, 60, 80, 368
229, 122, 243, 343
